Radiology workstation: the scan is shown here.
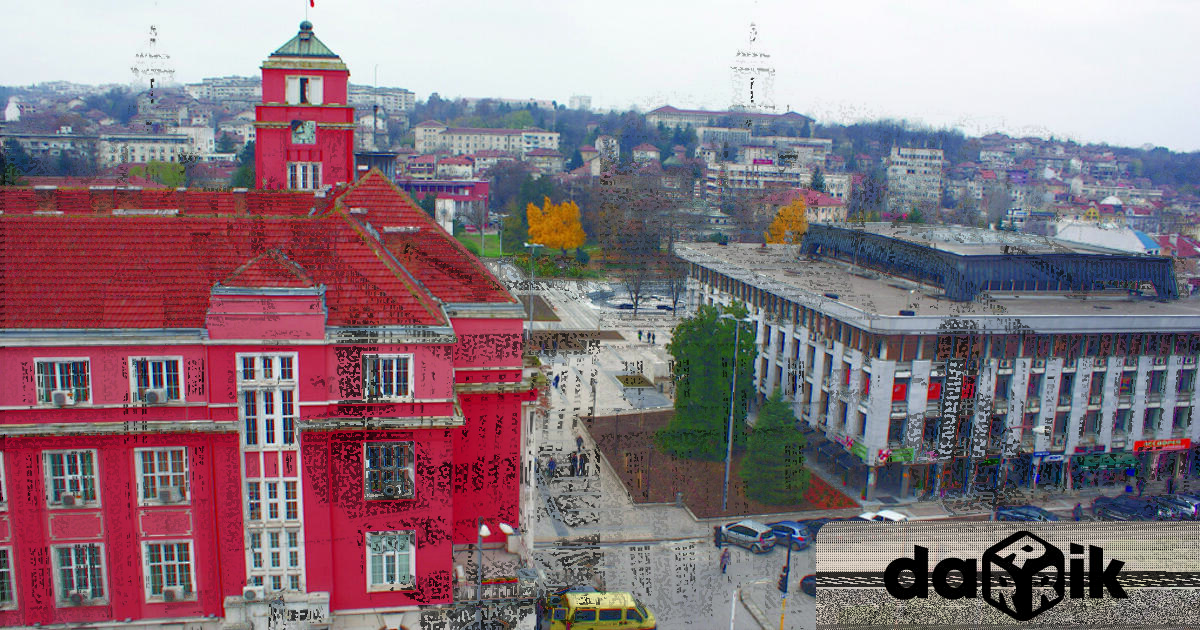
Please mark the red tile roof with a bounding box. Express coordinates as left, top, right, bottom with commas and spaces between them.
1, 171, 517, 330
632, 143, 659, 152
321, 171, 515, 305
222, 249, 317, 288
526, 148, 562, 157
1, 211, 444, 328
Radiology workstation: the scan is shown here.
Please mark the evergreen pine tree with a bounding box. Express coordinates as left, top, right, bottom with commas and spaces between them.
739, 389, 810, 505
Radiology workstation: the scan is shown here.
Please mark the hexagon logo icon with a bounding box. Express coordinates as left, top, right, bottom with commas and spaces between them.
982, 530, 1064, 621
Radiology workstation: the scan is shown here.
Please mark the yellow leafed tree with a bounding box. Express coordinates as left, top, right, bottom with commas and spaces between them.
527, 196, 587, 253
764, 197, 809, 244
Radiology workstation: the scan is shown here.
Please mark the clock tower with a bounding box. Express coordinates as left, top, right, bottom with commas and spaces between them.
255, 21, 355, 190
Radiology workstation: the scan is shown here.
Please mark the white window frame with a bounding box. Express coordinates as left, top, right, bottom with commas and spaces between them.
237, 353, 299, 450
134, 448, 189, 505
365, 531, 416, 591
246, 526, 305, 593
44, 450, 100, 508
52, 543, 107, 605
142, 540, 196, 602
34, 357, 92, 405
129, 356, 184, 403
287, 162, 322, 191
364, 442, 416, 500
0, 452, 6, 511
0, 547, 15, 609
285, 76, 324, 106
362, 354, 414, 402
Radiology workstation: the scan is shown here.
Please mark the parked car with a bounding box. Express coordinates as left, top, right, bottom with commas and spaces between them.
539, 590, 656, 630
994, 505, 1060, 521
1155, 493, 1200, 519
859, 510, 909, 522
1148, 495, 1195, 520
797, 516, 869, 540
718, 519, 777, 553
767, 521, 811, 551
616, 303, 634, 310
1092, 495, 1167, 521
799, 574, 816, 596
655, 304, 674, 311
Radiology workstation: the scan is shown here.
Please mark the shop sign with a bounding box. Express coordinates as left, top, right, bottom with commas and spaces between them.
851, 440, 868, 460
1073, 445, 1105, 454
979, 458, 1000, 465
753, 158, 774, 165
1133, 438, 1191, 452
937, 358, 968, 460
886, 447, 915, 463
1044, 454, 1065, 462
1032, 451, 1050, 457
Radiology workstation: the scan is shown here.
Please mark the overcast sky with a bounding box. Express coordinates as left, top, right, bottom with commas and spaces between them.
4, 0, 1199, 151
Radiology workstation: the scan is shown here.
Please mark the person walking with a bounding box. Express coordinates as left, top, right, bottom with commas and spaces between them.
535, 456, 542, 480
1073, 502, 1083, 522
719, 548, 731, 574
578, 452, 589, 477
714, 526, 723, 548
569, 451, 578, 477
638, 330, 643, 341
576, 435, 584, 452
547, 457, 557, 480
1167, 476, 1176, 495
1137, 476, 1147, 497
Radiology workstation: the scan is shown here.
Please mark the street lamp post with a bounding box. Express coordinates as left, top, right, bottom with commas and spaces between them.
476, 518, 515, 630
524, 242, 543, 346
720, 314, 753, 512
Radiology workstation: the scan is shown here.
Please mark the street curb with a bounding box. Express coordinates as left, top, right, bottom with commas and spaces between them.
740, 581, 772, 630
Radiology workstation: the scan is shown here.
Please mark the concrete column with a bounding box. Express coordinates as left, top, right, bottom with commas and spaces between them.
865, 466, 878, 501
900, 465, 912, 497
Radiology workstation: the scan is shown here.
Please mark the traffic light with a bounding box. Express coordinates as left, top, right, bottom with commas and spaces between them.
778, 566, 790, 594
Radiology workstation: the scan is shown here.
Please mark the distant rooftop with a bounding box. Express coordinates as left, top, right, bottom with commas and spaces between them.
677, 241, 1200, 334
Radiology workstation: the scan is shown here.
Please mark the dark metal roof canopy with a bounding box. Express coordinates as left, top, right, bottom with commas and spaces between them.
799, 225, 1180, 302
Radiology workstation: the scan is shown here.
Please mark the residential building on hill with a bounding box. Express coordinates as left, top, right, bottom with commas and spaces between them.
887, 146, 944, 211
413, 122, 559, 157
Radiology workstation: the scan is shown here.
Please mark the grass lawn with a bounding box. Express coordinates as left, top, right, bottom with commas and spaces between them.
455, 233, 505, 257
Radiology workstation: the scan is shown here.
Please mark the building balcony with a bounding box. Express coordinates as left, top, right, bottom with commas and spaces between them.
1025, 399, 1040, 412
994, 398, 1009, 413
1177, 392, 1194, 405
1118, 394, 1133, 407
1058, 396, 1072, 407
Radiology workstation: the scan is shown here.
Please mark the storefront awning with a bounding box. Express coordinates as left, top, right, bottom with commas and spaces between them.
1075, 453, 1140, 471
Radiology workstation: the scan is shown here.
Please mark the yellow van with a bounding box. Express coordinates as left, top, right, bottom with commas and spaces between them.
538, 590, 656, 630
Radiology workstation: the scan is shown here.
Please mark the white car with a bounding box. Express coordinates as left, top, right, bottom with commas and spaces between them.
859, 510, 909, 522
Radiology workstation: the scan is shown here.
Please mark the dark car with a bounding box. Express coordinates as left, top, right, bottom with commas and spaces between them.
994, 505, 1060, 521
655, 304, 675, 311
1092, 495, 1167, 521
617, 303, 634, 310
1156, 493, 1200, 519
797, 516, 869, 541
767, 521, 811, 551
799, 574, 816, 596
1148, 495, 1195, 520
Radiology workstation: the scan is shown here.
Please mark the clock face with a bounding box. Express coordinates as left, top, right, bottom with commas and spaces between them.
291, 120, 316, 145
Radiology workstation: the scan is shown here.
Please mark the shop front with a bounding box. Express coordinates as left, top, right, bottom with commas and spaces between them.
1135, 438, 1192, 482
972, 457, 1003, 492
1034, 452, 1067, 489
1073, 452, 1141, 489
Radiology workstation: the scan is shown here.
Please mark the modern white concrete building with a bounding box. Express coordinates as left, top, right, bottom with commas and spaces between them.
676, 224, 1200, 500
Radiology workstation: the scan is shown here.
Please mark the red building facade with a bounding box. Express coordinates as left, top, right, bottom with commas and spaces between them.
0, 174, 532, 629
255, 22, 356, 191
